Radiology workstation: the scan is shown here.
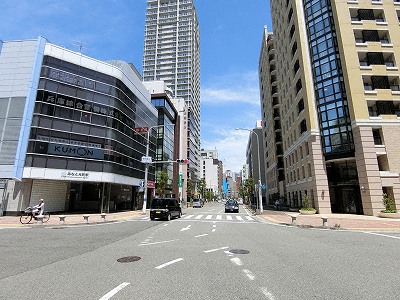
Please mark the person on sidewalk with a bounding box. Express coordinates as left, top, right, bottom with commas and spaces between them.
31, 199, 44, 218
275, 199, 282, 211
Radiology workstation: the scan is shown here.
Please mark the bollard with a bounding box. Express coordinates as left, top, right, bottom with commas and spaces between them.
290, 214, 297, 225
59, 215, 66, 224
100, 213, 106, 222
322, 217, 328, 227
83, 215, 90, 224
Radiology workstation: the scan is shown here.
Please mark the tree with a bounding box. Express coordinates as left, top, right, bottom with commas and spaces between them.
243, 178, 254, 204
156, 169, 169, 197
198, 178, 207, 199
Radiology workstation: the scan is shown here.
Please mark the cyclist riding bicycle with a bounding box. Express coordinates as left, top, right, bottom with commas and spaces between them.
31, 199, 44, 218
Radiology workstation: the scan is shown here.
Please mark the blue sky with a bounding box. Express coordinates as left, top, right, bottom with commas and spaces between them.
0, 0, 272, 172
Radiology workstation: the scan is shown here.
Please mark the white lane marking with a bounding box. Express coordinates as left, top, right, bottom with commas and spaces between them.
204, 246, 229, 253
213, 224, 217, 227
155, 258, 184, 269
195, 233, 208, 238
245, 216, 253, 221
230, 257, 243, 266
205, 215, 213, 219
226, 215, 233, 220
243, 269, 255, 280
139, 239, 178, 246
224, 250, 233, 256
216, 215, 222, 220
363, 232, 400, 240
236, 216, 243, 221
195, 215, 203, 219
212, 229, 216, 232
180, 225, 191, 231
163, 224, 169, 227
184, 215, 194, 219
99, 282, 130, 300
260, 287, 276, 300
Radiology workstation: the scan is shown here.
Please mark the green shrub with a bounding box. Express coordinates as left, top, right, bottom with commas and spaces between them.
382, 193, 397, 213
301, 195, 315, 211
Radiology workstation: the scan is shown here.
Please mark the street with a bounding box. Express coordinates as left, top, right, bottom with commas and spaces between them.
0, 202, 399, 300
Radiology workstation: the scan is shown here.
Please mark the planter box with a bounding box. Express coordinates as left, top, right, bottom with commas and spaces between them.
378, 212, 400, 219
299, 209, 317, 215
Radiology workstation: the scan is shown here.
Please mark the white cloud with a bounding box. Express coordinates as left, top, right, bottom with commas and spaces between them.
202, 130, 251, 173
201, 70, 260, 105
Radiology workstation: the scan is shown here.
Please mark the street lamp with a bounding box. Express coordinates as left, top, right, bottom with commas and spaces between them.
209, 178, 218, 202
235, 128, 263, 214
142, 124, 175, 214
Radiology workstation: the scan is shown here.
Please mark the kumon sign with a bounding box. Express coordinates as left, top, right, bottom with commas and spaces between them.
47, 143, 104, 159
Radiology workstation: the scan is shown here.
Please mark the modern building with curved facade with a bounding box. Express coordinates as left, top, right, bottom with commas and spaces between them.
0, 36, 158, 215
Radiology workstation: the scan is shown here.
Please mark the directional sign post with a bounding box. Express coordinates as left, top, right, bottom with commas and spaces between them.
133, 127, 149, 134
141, 156, 152, 164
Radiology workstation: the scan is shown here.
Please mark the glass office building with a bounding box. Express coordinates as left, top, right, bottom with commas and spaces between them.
0, 37, 158, 215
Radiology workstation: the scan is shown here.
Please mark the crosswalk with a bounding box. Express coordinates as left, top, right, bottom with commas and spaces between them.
180, 214, 256, 222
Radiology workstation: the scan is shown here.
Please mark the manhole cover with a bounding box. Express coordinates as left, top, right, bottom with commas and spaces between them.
117, 256, 141, 263
229, 249, 249, 254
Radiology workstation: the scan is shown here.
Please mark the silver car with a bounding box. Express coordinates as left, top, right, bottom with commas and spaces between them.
192, 198, 203, 208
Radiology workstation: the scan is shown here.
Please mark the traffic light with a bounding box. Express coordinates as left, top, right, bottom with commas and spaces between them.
176, 159, 189, 164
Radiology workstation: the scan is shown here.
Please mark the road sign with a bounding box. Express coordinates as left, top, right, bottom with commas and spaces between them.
141, 156, 152, 164
134, 127, 149, 134
178, 174, 182, 187
262, 185, 266, 189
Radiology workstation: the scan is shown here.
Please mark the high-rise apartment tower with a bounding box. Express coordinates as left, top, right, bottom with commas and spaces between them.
143, 0, 201, 180
263, 0, 400, 215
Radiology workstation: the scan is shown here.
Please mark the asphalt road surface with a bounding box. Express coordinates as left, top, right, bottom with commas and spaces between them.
0, 202, 399, 300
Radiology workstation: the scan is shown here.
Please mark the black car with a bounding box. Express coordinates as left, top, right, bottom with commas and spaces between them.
225, 199, 239, 213
150, 198, 182, 221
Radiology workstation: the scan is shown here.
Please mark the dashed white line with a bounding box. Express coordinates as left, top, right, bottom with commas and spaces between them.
204, 246, 229, 253
212, 229, 216, 232
230, 257, 243, 266
260, 287, 276, 300
243, 269, 255, 280
139, 239, 178, 246
195, 233, 208, 238
155, 258, 184, 269
180, 225, 191, 231
99, 282, 130, 300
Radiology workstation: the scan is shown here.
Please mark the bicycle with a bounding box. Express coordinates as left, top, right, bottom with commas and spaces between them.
20, 207, 50, 224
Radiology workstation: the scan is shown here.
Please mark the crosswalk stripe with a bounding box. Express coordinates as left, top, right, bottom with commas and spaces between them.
216, 215, 222, 220
195, 215, 203, 219
184, 215, 194, 219
226, 215, 232, 220
245, 216, 253, 221
205, 215, 213, 219
236, 216, 243, 221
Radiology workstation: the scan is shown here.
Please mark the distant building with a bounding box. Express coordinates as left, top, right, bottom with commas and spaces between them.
143, 81, 188, 203
0, 37, 158, 215
143, 0, 201, 183
200, 149, 222, 197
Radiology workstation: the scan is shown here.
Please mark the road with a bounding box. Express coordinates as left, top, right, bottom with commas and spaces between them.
0, 202, 399, 300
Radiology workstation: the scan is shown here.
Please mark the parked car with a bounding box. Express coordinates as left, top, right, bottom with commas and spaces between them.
150, 198, 182, 221
225, 199, 239, 213
192, 198, 203, 208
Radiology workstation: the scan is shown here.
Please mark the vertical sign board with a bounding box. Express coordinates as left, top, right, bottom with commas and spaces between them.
178, 173, 182, 187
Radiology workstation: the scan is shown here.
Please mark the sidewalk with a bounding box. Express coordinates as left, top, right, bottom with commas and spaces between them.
257, 209, 400, 231
0, 210, 148, 227
1, 207, 399, 231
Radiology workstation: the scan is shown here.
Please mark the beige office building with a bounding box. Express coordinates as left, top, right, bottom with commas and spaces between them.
261, 0, 400, 215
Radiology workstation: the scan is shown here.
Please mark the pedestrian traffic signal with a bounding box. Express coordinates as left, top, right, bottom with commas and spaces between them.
176, 159, 189, 164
